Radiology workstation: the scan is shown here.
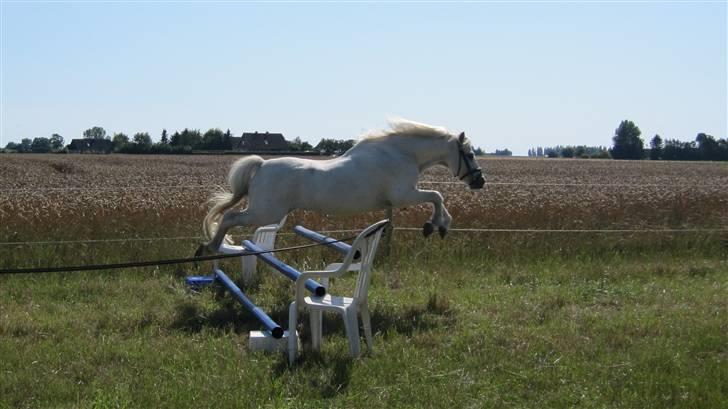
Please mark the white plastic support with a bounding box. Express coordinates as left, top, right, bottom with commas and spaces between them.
248, 330, 297, 353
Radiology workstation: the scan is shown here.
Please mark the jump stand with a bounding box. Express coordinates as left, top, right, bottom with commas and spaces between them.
185, 240, 326, 353
184, 222, 369, 355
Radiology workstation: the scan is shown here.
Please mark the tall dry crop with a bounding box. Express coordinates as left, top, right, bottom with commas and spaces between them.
1, 154, 726, 268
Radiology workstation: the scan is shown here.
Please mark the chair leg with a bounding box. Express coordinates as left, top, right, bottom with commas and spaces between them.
288, 302, 298, 365
342, 309, 361, 358
360, 304, 374, 353
309, 310, 322, 351
242, 256, 256, 285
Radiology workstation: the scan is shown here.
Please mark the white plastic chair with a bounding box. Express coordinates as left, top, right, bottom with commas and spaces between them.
242, 215, 287, 284
288, 219, 389, 364
215, 216, 287, 285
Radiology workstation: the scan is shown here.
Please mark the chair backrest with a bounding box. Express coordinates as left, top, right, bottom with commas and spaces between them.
294, 220, 388, 306
252, 215, 288, 250
242, 215, 287, 283
349, 220, 389, 302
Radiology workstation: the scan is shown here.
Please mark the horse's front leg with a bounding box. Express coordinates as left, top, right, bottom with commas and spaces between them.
391, 189, 450, 238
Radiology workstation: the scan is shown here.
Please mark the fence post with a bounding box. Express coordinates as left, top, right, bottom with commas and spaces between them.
383, 207, 394, 256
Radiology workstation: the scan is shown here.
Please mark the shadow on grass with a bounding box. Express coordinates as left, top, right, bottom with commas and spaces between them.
169, 283, 292, 335
264, 294, 455, 398
299, 292, 457, 341
271, 351, 354, 398
172, 277, 456, 339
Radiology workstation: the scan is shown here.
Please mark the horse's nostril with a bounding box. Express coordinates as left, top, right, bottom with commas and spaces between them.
471, 177, 485, 189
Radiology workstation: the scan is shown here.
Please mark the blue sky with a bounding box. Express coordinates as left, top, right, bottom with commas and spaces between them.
1, 1, 725, 155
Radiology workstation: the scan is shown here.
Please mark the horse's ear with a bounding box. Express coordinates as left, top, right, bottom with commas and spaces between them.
458, 132, 465, 143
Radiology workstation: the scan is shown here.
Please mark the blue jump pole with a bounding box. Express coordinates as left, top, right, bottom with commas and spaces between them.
213, 267, 284, 339
241, 240, 326, 297
292, 225, 358, 259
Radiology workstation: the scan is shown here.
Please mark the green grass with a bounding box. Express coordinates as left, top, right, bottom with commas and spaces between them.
1, 233, 726, 408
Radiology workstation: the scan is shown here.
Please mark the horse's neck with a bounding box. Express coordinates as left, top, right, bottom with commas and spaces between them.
351, 134, 453, 173
393, 136, 452, 172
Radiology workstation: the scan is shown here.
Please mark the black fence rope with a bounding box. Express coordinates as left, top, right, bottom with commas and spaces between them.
0, 235, 358, 275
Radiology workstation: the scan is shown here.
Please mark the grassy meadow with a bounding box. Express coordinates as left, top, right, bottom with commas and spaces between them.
0, 154, 726, 408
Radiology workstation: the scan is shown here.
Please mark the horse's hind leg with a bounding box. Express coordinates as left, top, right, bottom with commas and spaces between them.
203, 207, 281, 254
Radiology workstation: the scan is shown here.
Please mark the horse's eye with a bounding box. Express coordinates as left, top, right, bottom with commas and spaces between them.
467, 153, 474, 159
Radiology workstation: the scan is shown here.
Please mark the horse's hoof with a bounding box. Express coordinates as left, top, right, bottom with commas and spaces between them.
438, 227, 448, 238
422, 222, 434, 237
193, 244, 207, 267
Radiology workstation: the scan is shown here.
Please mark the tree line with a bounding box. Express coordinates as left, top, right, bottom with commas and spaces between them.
528, 146, 610, 159
5, 120, 723, 161
2, 127, 359, 155
527, 120, 725, 161
609, 120, 727, 161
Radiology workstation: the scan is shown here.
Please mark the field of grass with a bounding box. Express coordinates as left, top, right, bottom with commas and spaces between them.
1, 154, 726, 408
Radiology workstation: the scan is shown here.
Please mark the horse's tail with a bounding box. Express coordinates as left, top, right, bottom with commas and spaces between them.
203, 155, 264, 241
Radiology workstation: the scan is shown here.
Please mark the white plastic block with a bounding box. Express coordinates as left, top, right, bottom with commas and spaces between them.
248, 330, 296, 353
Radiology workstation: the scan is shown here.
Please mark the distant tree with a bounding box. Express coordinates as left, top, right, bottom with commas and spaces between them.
542, 145, 610, 159
610, 120, 644, 160
201, 128, 226, 150
537, 147, 544, 157
171, 128, 202, 148
315, 139, 335, 154
161, 129, 169, 144
289, 137, 313, 151
50, 133, 64, 151
133, 132, 152, 147
662, 139, 698, 161
170, 131, 181, 146
31, 137, 52, 153
494, 149, 512, 156
315, 138, 355, 155
83, 126, 108, 140
112, 132, 130, 151
185, 129, 203, 148
19, 138, 32, 153
224, 129, 233, 149
695, 133, 723, 161
592, 148, 611, 159
4, 141, 20, 151
649, 134, 663, 160
718, 139, 728, 161
473, 147, 484, 156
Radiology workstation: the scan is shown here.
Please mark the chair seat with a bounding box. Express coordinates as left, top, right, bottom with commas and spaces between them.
304, 294, 355, 310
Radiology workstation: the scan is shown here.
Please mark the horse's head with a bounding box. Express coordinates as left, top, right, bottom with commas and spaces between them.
451, 132, 485, 189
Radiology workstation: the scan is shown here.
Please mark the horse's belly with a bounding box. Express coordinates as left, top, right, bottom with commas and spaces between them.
301, 194, 383, 215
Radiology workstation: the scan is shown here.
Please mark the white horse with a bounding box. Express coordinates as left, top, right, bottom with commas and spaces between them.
197, 118, 484, 255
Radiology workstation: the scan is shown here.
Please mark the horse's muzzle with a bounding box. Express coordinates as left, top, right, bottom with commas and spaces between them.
469, 174, 485, 190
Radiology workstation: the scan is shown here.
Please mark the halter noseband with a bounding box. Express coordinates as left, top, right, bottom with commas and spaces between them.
456, 141, 482, 181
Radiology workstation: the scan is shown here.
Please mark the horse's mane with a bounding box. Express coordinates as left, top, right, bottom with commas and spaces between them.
357, 118, 452, 144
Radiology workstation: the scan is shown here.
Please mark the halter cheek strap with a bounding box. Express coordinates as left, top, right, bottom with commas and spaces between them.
455, 144, 482, 181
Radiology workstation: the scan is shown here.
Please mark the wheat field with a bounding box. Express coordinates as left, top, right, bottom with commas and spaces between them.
2, 154, 726, 238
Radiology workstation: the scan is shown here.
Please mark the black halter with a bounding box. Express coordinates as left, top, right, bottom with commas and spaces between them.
456, 142, 482, 181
